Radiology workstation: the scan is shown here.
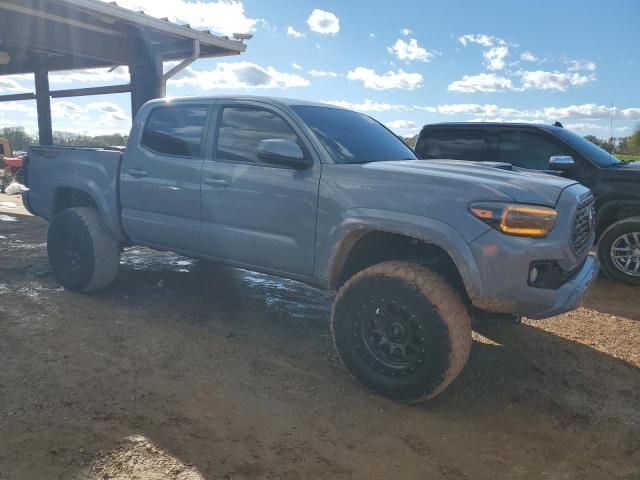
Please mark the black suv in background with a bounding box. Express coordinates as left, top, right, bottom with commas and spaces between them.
415, 123, 640, 285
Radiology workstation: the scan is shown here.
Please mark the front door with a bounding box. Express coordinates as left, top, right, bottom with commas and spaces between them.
120, 104, 210, 253
200, 102, 320, 278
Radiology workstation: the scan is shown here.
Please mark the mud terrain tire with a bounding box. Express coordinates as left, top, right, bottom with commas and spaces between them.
47, 207, 120, 292
331, 261, 472, 403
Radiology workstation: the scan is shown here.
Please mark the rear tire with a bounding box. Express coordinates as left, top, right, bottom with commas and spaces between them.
598, 217, 640, 286
331, 261, 472, 403
47, 207, 120, 292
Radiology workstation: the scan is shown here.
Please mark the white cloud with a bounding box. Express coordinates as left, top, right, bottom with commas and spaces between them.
0, 102, 37, 116
385, 119, 418, 134
401, 28, 413, 36
387, 38, 435, 63
484, 46, 509, 71
564, 122, 607, 131
0, 78, 29, 93
458, 33, 505, 48
347, 67, 423, 90
448, 73, 514, 93
542, 104, 640, 120
567, 59, 597, 71
286, 26, 305, 38
520, 51, 539, 62
369, 33, 375, 38
308, 69, 339, 78
51, 100, 130, 133
48, 67, 130, 84
518, 70, 596, 91
171, 62, 310, 89
322, 100, 640, 126
324, 99, 413, 112
100, 0, 260, 36
307, 9, 340, 35
291, 63, 302, 70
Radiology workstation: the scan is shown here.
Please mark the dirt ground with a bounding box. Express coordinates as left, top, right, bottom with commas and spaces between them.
1, 193, 639, 480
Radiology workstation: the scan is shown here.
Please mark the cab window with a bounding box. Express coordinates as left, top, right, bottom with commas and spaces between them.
142, 106, 208, 157
498, 130, 569, 170
418, 129, 490, 162
215, 106, 299, 165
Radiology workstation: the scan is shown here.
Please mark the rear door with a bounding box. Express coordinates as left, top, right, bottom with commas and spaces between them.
120, 103, 211, 253
199, 101, 320, 277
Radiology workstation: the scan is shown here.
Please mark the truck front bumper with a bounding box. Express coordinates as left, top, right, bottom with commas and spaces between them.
466, 228, 599, 319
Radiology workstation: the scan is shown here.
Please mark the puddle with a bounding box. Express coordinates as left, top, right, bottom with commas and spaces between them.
0, 282, 64, 302
238, 270, 333, 320
0, 214, 18, 222
120, 248, 195, 273
118, 247, 332, 320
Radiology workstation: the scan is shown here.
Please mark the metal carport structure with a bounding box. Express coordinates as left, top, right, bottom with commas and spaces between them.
0, 0, 248, 145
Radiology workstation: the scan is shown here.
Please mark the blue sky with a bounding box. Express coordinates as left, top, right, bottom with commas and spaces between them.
1, 0, 638, 138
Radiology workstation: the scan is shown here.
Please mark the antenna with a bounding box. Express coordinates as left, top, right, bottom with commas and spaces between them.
610, 99, 614, 160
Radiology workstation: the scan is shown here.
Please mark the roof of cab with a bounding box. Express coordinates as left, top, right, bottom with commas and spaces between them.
146, 95, 344, 110
421, 122, 563, 133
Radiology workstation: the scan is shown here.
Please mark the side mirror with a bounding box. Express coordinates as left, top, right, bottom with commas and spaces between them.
549, 155, 575, 172
257, 139, 312, 170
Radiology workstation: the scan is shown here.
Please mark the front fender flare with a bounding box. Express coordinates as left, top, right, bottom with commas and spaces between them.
317, 208, 486, 299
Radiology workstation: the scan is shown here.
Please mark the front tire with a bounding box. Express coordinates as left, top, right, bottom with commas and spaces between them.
47, 207, 120, 292
598, 217, 640, 286
331, 261, 472, 403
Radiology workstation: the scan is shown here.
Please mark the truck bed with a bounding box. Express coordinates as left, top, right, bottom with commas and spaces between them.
24, 145, 124, 238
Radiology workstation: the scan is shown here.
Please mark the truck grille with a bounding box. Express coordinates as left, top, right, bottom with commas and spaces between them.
571, 195, 595, 260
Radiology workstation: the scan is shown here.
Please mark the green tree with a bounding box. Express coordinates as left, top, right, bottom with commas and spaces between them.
0, 127, 35, 151
629, 127, 640, 155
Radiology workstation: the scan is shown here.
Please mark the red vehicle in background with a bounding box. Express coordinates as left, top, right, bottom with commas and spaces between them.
1, 137, 26, 190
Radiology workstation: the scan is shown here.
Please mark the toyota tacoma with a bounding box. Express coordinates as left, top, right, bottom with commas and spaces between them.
23, 96, 599, 402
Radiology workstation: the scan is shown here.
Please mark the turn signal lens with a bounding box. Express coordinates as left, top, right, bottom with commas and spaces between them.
470, 202, 557, 238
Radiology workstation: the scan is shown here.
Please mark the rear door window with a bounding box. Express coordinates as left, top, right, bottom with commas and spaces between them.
417, 129, 490, 162
142, 106, 209, 157
498, 130, 569, 170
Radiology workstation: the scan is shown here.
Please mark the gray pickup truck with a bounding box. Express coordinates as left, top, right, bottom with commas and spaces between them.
23, 96, 599, 402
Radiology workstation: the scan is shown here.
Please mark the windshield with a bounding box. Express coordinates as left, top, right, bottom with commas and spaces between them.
553, 128, 621, 167
291, 105, 417, 164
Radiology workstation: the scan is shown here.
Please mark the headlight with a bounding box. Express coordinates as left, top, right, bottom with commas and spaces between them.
470, 202, 558, 238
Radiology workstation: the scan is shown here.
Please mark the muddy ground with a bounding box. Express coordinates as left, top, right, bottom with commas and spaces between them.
0, 193, 639, 479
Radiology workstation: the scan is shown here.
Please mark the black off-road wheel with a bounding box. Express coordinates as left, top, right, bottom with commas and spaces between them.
47, 207, 120, 292
331, 261, 472, 403
598, 217, 640, 286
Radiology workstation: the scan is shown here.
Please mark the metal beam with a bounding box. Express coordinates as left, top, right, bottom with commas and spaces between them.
0, 92, 36, 102
34, 68, 53, 146
50, 84, 131, 98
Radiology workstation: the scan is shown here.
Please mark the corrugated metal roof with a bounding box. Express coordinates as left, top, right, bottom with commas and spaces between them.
55, 0, 247, 55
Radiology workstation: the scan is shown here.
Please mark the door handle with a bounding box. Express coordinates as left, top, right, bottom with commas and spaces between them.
128, 168, 148, 178
203, 177, 230, 187
158, 185, 180, 192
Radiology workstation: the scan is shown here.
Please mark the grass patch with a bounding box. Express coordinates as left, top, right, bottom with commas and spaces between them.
616, 154, 640, 162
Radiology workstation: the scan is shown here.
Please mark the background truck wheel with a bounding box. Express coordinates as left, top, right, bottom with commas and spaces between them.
47, 207, 120, 292
331, 261, 472, 403
598, 217, 640, 286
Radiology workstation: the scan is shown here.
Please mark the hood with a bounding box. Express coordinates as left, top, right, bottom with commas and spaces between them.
599, 161, 640, 179
364, 159, 578, 206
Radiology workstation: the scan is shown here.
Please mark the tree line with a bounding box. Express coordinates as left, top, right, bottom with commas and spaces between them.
0, 127, 128, 152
